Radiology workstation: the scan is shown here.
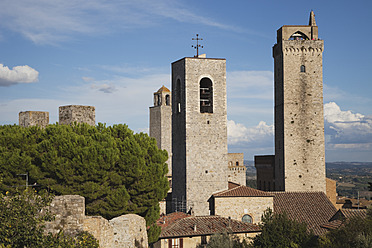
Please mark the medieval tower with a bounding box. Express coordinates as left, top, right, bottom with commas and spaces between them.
171, 56, 228, 215
149, 86, 172, 180
273, 11, 326, 192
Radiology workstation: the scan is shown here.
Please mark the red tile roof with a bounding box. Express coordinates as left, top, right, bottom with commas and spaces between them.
272, 191, 337, 236
156, 212, 191, 229
213, 185, 273, 197
158, 215, 261, 238
321, 209, 368, 230
228, 181, 241, 189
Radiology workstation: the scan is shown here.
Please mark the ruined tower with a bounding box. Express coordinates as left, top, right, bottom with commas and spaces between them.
273, 11, 326, 192
171, 56, 228, 215
59, 105, 95, 126
19, 111, 49, 128
149, 86, 172, 178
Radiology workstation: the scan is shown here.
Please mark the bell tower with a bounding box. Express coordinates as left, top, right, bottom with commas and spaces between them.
149, 86, 172, 178
273, 11, 326, 192
171, 56, 228, 215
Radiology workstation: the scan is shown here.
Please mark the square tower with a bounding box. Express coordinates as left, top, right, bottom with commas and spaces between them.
19, 111, 49, 128
59, 105, 95, 126
171, 57, 228, 215
273, 11, 326, 192
149, 85, 172, 177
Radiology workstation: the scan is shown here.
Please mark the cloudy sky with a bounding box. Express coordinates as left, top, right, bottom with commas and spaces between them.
0, 0, 371, 162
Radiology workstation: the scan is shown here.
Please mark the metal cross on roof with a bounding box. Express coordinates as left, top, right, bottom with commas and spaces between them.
192, 34, 203, 57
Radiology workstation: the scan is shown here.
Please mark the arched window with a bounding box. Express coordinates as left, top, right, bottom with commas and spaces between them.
242, 214, 253, 224
300, 65, 306, 72
200, 78, 213, 113
165, 94, 170, 106
157, 94, 161, 106
289, 31, 309, 40
236, 161, 239, 166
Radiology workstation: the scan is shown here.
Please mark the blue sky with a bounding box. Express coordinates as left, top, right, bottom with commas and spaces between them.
0, 0, 371, 162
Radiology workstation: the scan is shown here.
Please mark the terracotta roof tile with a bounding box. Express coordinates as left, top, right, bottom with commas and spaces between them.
228, 181, 241, 189
321, 208, 368, 230
214, 185, 273, 197
156, 85, 170, 93
156, 212, 191, 229
159, 215, 261, 238
272, 191, 337, 236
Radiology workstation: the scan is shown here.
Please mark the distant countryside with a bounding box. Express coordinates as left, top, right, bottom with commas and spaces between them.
245, 161, 372, 200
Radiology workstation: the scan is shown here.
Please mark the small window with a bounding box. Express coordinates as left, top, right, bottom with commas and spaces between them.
165, 94, 170, 106
236, 161, 239, 166
176, 79, 181, 113
242, 214, 253, 224
300, 65, 306, 73
157, 94, 161, 105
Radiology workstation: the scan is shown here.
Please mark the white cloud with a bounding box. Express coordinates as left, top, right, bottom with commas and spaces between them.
0, 0, 247, 45
324, 102, 372, 148
0, 64, 39, 86
227, 119, 274, 146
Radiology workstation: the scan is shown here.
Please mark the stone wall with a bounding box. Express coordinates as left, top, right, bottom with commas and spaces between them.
213, 196, 273, 224
255, 155, 275, 191
172, 57, 228, 215
326, 178, 338, 208
59, 105, 95, 126
227, 153, 246, 185
45, 195, 148, 248
273, 23, 326, 193
19, 111, 49, 128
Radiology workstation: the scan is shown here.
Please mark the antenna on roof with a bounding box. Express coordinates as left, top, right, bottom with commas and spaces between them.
192, 34, 203, 57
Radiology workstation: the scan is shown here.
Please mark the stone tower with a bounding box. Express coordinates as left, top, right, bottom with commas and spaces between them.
171, 56, 228, 215
59, 105, 95, 126
273, 11, 326, 192
19, 111, 49, 128
149, 86, 172, 178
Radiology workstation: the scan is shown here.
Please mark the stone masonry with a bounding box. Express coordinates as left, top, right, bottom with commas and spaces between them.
172, 57, 228, 215
59, 105, 95, 126
213, 196, 273, 224
44, 195, 148, 248
149, 86, 172, 178
19, 111, 49, 128
273, 11, 326, 192
227, 153, 246, 186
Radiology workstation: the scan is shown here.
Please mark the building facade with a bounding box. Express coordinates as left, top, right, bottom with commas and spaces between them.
149, 86, 172, 178
273, 11, 326, 192
171, 57, 228, 215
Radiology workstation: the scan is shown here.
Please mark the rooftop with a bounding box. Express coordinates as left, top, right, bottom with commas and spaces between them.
158, 215, 261, 239
271, 191, 337, 236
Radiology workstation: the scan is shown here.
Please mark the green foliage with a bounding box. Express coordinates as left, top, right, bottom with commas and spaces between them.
0, 123, 169, 242
320, 208, 372, 248
0, 189, 99, 248
251, 208, 317, 248
196, 232, 249, 248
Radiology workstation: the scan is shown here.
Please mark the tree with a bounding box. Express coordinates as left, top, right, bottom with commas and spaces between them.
0, 123, 169, 243
320, 208, 372, 248
0, 189, 99, 248
251, 208, 317, 248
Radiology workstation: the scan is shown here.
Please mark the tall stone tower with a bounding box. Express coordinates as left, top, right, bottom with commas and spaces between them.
273, 11, 326, 192
172, 57, 228, 215
149, 86, 172, 178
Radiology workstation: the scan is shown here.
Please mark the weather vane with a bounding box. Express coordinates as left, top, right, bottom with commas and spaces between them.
192, 34, 203, 57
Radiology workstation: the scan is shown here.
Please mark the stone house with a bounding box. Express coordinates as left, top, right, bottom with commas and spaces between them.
151, 212, 261, 248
